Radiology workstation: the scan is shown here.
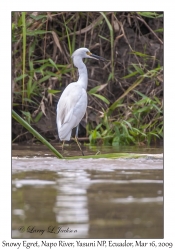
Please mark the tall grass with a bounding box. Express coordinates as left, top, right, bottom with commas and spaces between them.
100, 12, 114, 81
22, 12, 26, 107
12, 12, 163, 146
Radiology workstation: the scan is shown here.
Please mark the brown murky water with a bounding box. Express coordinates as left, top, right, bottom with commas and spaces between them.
12, 145, 163, 239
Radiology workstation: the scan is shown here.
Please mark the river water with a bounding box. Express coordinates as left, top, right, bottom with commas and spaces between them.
12, 145, 163, 239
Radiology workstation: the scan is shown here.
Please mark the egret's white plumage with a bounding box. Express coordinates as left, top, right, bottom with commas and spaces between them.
56, 47, 105, 144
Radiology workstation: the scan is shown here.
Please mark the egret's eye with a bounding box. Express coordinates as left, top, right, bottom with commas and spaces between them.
86, 51, 91, 56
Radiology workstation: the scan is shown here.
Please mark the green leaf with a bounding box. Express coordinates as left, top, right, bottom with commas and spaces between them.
21, 111, 30, 116
153, 96, 161, 105
135, 107, 150, 113
33, 111, 43, 123
121, 123, 129, 136
23, 98, 37, 104
48, 89, 61, 94
91, 93, 110, 105
48, 58, 58, 70
148, 132, 160, 139
27, 81, 38, 97
98, 35, 110, 42
29, 60, 34, 72
112, 136, 120, 146
45, 71, 60, 77
134, 90, 147, 98
152, 104, 162, 113
132, 64, 144, 75
122, 71, 138, 79
130, 51, 151, 58
34, 59, 49, 63
123, 120, 132, 129
96, 123, 102, 130
107, 73, 113, 82
34, 63, 52, 72
137, 12, 159, 18
26, 30, 50, 36
132, 128, 146, 137
154, 28, 163, 33
88, 84, 107, 94
38, 75, 50, 84
35, 59, 68, 68
15, 74, 28, 82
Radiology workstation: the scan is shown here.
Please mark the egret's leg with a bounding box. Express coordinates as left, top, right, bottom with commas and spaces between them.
74, 125, 84, 156
75, 125, 79, 137
74, 136, 84, 156
61, 141, 65, 152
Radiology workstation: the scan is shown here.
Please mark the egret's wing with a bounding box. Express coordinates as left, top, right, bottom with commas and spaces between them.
57, 83, 87, 140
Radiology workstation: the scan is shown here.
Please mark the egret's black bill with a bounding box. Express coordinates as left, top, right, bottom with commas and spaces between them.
91, 54, 106, 61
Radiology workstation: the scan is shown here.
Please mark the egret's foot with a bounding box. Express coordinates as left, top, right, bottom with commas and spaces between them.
74, 136, 84, 156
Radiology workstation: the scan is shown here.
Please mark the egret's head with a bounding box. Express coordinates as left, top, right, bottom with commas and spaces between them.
71, 48, 105, 61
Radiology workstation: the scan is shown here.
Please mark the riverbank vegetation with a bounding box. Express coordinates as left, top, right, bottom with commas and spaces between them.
12, 11, 163, 146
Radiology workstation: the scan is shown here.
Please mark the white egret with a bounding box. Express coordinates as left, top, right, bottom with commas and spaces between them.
56, 47, 105, 155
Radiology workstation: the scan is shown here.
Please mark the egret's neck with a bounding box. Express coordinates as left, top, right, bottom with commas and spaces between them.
73, 56, 88, 90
